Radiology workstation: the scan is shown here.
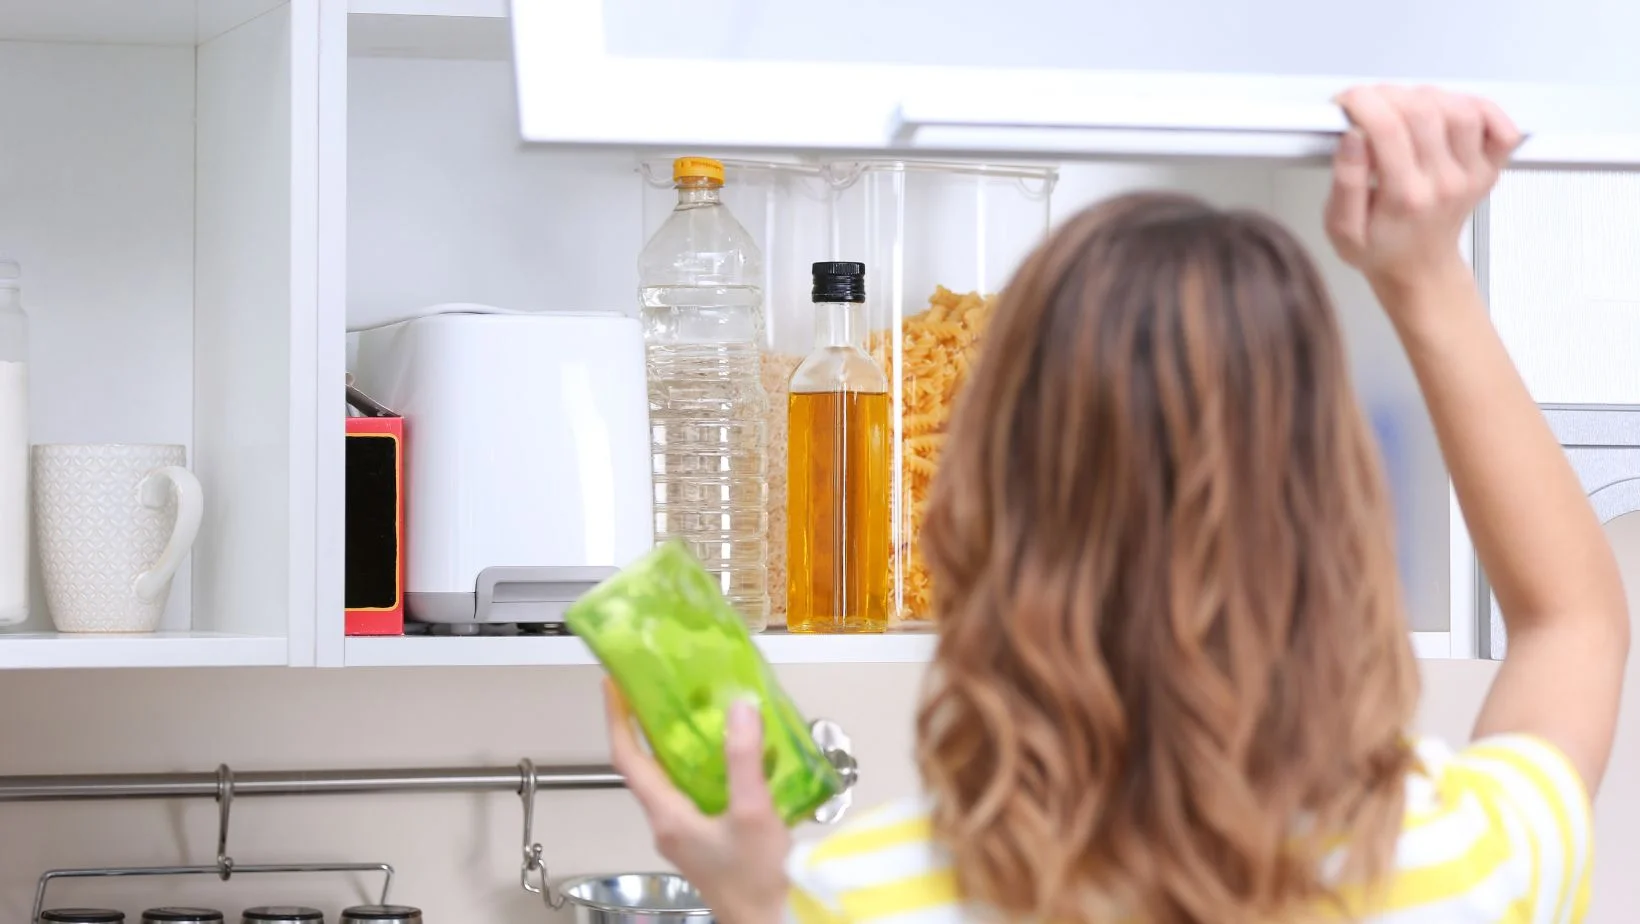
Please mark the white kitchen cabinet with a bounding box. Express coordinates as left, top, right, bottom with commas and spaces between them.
0, 1, 323, 668
2, 0, 1631, 669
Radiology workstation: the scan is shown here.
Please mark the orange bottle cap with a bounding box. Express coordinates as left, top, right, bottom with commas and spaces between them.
672, 156, 725, 185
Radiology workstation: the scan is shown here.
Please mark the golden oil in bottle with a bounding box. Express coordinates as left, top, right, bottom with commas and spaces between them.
786, 390, 891, 632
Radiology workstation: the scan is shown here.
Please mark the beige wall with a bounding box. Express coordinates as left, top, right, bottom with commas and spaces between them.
0, 518, 1634, 923
0, 664, 924, 922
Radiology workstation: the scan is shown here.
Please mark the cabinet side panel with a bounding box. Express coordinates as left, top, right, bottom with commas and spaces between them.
288, 0, 322, 664
195, 7, 296, 640
315, 0, 348, 665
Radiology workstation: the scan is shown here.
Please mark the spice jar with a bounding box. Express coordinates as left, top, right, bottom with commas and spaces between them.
142, 910, 224, 924
337, 906, 421, 924
242, 908, 324, 924
41, 910, 125, 924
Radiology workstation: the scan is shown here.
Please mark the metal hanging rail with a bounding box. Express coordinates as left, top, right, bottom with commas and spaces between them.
0, 762, 625, 802
0, 718, 856, 805
6, 759, 627, 922
4, 728, 856, 921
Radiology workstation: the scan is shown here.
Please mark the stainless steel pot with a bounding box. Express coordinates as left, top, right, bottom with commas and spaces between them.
557, 873, 713, 924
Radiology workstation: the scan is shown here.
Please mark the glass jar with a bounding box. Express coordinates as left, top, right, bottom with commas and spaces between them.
827, 162, 1057, 628
0, 259, 26, 626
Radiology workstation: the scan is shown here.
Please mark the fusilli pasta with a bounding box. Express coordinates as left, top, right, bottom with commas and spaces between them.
870, 286, 996, 625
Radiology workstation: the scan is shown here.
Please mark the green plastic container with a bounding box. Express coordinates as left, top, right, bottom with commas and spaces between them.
567, 541, 844, 825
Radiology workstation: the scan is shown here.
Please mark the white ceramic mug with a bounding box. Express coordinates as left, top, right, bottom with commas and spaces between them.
32, 443, 204, 633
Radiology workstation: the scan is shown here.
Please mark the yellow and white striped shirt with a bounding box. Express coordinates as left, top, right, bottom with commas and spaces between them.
787, 735, 1593, 924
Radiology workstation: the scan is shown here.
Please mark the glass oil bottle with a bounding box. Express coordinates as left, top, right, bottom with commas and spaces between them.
785, 262, 891, 633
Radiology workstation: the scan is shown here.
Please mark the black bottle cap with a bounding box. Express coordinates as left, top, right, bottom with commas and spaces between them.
812, 261, 866, 303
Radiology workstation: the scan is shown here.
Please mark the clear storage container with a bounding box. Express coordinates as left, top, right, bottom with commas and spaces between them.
641, 160, 839, 629
826, 162, 1057, 628
566, 540, 846, 824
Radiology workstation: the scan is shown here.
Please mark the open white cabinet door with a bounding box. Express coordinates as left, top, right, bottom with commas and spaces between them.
512, 0, 1640, 164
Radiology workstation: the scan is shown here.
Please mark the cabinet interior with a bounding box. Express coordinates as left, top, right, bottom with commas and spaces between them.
0, 3, 304, 656
344, 49, 1453, 641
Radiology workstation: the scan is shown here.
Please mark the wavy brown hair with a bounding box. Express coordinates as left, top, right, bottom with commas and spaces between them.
916, 192, 1420, 924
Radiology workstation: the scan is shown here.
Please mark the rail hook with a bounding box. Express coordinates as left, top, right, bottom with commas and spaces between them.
214, 764, 235, 881
518, 759, 564, 909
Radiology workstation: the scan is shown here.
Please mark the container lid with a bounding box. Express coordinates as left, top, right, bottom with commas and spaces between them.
242, 907, 325, 923
142, 909, 224, 924
672, 156, 724, 186
812, 262, 866, 304
337, 906, 421, 923
0, 260, 17, 291
42, 910, 125, 924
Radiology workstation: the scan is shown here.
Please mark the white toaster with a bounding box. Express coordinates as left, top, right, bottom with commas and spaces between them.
351, 308, 652, 632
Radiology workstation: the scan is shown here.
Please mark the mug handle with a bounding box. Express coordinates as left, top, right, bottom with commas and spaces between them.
132, 465, 205, 605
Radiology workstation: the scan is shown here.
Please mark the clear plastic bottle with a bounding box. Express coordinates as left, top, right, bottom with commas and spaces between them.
639, 157, 770, 631
786, 263, 891, 634
0, 261, 26, 626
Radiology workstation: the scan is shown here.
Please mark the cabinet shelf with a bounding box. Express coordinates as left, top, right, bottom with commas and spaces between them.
0, 632, 288, 670
342, 631, 1456, 668
342, 630, 941, 668
0, 627, 1455, 670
